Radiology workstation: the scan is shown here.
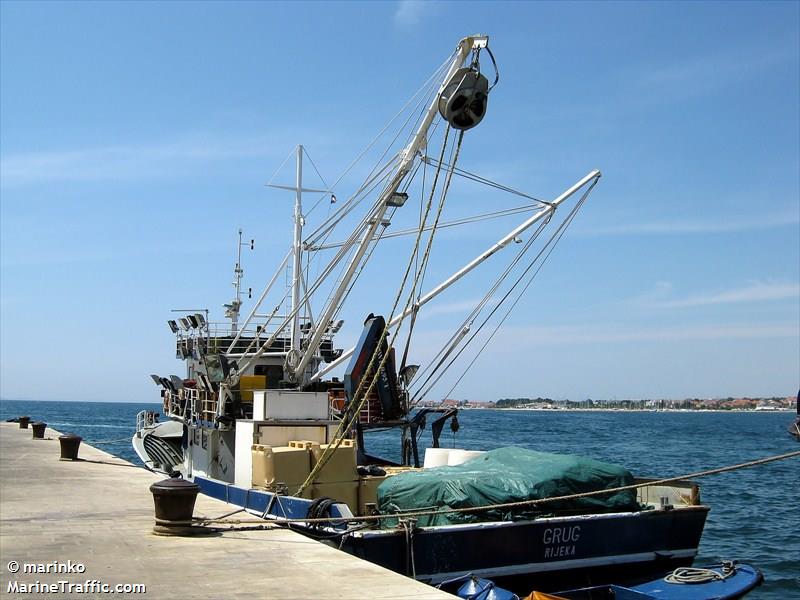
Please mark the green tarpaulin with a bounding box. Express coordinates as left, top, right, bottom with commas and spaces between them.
377, 447, 640, 527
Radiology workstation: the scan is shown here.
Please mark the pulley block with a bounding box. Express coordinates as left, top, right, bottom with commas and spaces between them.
438, 67, 490, 131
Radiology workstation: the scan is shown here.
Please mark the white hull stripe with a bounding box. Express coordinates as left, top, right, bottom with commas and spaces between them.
419, 548, 699, 584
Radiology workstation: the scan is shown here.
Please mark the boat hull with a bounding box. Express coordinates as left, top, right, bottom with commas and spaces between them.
132, 418, 184, 474
342, 506, 709, 592
192, 474, 707, 592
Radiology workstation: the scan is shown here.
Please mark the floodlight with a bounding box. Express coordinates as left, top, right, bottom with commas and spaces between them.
167, 320, 179, 333
400, 364, 420, 386
387, 192, 408, 207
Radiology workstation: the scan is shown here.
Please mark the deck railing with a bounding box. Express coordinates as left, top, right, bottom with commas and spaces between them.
135, 410, 158, 437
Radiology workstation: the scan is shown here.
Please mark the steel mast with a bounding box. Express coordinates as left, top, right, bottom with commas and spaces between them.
288, 34, 490, 385
290, 145, 304, 357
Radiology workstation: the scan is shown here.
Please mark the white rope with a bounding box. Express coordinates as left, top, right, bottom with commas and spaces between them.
664, 563, 736, 584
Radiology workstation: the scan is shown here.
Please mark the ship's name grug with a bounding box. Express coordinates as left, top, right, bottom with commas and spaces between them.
542, 525, 581, 558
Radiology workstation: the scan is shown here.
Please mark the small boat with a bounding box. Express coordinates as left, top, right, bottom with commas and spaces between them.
457, 562, 764, 600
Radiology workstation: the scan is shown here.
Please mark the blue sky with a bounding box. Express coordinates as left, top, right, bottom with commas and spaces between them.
1, 1, 798, 403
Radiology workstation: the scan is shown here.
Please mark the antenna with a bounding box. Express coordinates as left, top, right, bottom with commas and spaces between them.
227, 228, 254, 334
265, 145, 331, 365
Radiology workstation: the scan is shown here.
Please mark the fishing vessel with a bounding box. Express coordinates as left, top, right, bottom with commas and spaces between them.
134, 34, 709, 592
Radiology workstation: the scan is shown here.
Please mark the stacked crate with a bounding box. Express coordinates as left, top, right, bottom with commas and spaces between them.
288, 439, 359, 513
251, 444, 312, 497
357, 475, 387, 515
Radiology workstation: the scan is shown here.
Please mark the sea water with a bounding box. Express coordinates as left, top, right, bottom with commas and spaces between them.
1, 400, 797, 598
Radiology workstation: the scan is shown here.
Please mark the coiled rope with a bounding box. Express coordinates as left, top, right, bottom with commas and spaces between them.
196, 448, 800, 526
664, 561, 737, 584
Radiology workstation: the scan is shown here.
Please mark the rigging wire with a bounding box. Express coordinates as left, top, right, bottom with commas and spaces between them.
425, 190, 590, 402
420, 179, 598, 403
398, 129, 463, 361
307, 78, 445, 336
303, 53, 454, 239
301, 147, 332, 217
308, 202, 547, 251
422, 156, 550, 205
326, 159, 428, 329
399, 151, 429, 373
408, 215, 552, 402
315, 168, 399, 324
264, 147, 299, 188
306, 65, 438, 248
297, 55, 454, 326
295, 127, 464, 497
230, 51, 466, 375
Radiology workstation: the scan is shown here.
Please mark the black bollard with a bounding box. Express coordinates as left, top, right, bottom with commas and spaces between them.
18, 416, 30, 429
59, 434, 82, 460
149, 477, 200, 536
31, 422, 46, 439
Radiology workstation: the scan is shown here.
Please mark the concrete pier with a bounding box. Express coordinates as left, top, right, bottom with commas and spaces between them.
0, 423, 454, 599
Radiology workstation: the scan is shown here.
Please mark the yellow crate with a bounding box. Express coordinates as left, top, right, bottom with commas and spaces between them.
239, 375, 267, 389
358, 475, 389, 516
310, 440, 358, 483
312, 481, 358, 514
251, 444, 311, 489
288, 440, 317, 450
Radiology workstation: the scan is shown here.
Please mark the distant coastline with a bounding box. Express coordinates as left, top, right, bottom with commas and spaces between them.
457, 406, 794, 413
420, 395, 797, 413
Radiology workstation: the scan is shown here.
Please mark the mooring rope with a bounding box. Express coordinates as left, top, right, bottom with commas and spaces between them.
86, 438, 132, 445
664, 562, 737, 585
194, 449, 800, 526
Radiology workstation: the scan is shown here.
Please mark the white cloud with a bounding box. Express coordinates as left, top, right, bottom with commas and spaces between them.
504, 321, 798, 346
576, 211, 800, 237
394, 1, 429, 26
640, 39, 797, 98
0, 134, 287, 185
648, 281, 800, 309
417, 297, 497, 320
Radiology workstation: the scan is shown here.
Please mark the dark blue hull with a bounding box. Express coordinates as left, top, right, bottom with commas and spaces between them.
343, 506, 709, 589
193, 475, 708, 591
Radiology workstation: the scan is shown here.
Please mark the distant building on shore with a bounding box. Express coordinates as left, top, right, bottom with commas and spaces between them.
415, 395, 795, 411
